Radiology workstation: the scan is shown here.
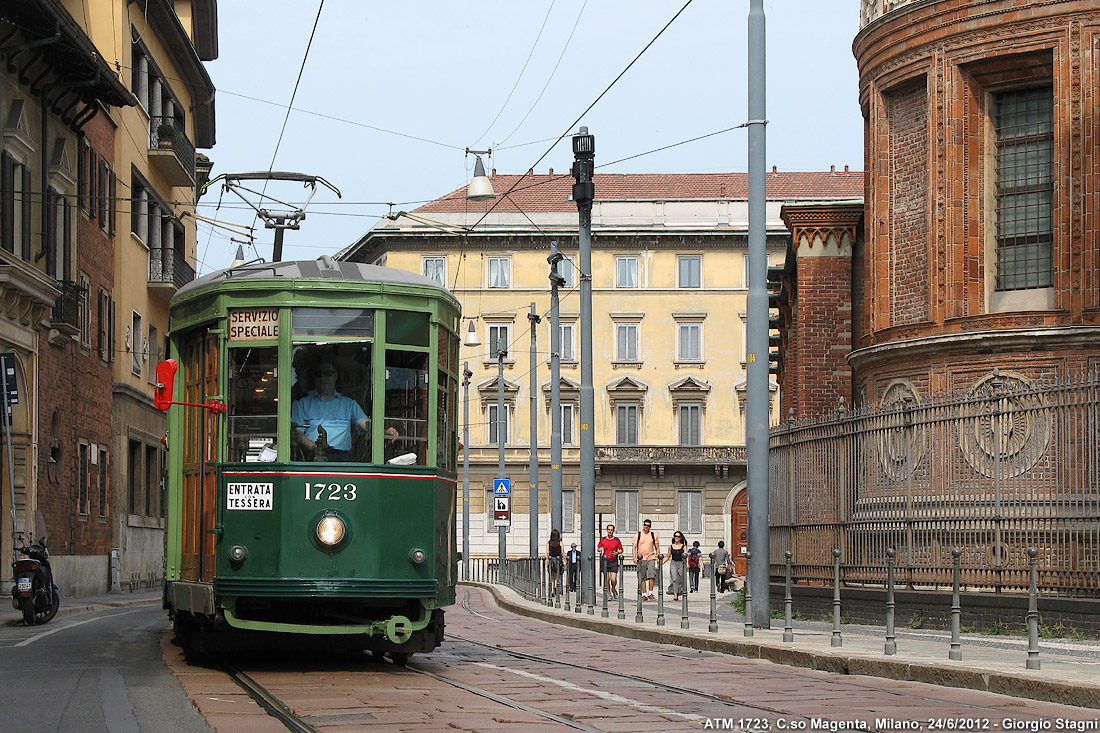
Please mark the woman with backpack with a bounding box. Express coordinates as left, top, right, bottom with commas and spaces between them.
686, 541, 703, 592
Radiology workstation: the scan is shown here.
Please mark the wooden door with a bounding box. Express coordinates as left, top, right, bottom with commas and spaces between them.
730, 489, 748, 576
181, 333, 220, 582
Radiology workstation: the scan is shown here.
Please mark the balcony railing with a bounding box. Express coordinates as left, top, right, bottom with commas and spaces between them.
50, 280, 84, 332
148, 248, 195, 289
595, 445, 746, 464
148, 116, 196, 183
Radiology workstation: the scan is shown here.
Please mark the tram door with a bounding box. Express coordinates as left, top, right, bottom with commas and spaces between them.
181, 333, 220, 582
730, 489, 748, 576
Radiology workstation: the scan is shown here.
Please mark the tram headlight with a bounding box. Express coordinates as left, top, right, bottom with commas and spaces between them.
409, 548, 426, 565
316, 515, 346, 546
228, 545, 248, 563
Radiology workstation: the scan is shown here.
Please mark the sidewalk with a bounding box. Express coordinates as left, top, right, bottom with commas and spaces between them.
466, 576, 1100, 710
1, 589, 162, 626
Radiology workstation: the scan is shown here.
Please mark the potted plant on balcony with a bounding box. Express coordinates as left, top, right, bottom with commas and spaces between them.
156, 122, 176, 149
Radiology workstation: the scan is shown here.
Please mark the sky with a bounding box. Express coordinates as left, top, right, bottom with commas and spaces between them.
195, 0, 865, 275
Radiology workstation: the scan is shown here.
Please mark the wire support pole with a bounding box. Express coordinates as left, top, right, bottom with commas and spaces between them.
549, 243, 563, 536
745, 0, 771, 630
462, 363, 472, 582
528, 303, 541, 558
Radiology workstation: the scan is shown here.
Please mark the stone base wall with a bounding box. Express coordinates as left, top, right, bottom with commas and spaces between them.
767, 582, 1100, 638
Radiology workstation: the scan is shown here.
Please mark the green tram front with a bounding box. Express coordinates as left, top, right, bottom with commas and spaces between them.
161, 258, 461, 656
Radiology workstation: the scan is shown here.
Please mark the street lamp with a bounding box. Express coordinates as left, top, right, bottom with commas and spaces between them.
461, 320, 480, 582
496, 333, 508, 570
461, 362, 474, 581
466, 149, 495, 201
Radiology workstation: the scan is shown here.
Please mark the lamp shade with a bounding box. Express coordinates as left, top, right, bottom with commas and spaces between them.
463, 319, 482, 347
466, 156, 495, 201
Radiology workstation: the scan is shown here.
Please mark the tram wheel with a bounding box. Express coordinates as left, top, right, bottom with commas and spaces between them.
370, 649, 386, 662
390, 652, 410, 666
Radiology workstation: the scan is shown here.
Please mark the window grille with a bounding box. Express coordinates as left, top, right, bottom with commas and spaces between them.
994, 86, 1053, 291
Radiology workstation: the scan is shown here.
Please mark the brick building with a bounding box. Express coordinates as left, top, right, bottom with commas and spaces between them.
767, 1, 1100, 591
1, 1, 216, 597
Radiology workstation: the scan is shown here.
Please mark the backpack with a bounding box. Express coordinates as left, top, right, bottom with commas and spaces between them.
687, 550, 701, 569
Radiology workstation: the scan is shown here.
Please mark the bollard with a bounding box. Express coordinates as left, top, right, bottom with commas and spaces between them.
636, 577, 645, 623
575, 578, 583, 614
708, 562, 718, 632
949, 547, 962, 661
681, 554, 690, 629
617, 556, 626, 620
783, 550, 793, 642
885, 546, 897, 655
744, 550, 754, 637
601, 565, 609, 618
831, 548, 843, 647
656, 553, 666, 627
587, 553, 596, 616
1027, 547, 1040, 670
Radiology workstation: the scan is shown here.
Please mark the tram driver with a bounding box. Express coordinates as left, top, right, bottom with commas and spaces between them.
291, 358, 369, 461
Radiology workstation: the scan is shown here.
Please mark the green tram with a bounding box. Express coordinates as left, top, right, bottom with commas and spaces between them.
157, 257, 461, 660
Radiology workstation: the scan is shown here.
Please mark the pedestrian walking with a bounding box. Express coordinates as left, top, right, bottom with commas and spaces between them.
687, 540, 703, 592
597, 524, 624, 598
566, 542, 581, 592
633, 519, 659, 600
547, 529, 564, 596
710, 540, 732, 593
663, 531, 687, 601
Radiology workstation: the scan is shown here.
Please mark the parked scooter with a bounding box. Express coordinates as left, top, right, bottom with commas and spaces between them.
11, 533, 59, 626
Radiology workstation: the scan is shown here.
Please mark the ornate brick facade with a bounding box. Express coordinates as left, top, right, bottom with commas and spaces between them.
849, 0, 1100, 407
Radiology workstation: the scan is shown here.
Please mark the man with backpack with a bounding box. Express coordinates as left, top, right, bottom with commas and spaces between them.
687, 540, 703, 592
633, 519, 659, 600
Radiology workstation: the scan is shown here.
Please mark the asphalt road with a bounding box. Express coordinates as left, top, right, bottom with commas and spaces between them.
0, 603, 210, 732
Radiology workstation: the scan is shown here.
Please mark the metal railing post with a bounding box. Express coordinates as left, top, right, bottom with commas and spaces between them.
617, 556, 626, 620
783, 550, 793, 642
949, 547, 962, 661
656, 553, 666, 627
1027, 547, 1040, 670
831, 548, 843, 647
744, 550, 754, 637
708, 562, 718, 632
885, 546, 897, 655
681, 554, 689, 629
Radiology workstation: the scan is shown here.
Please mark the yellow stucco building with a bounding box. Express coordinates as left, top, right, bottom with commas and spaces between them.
344, 169, 862, 565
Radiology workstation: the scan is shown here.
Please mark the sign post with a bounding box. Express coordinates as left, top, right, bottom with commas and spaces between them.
493, 479, 511, 528
1, 352, 19, 541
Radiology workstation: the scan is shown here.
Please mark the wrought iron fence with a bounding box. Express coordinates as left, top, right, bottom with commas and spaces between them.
149, 116, 196, 180
50, 280, 84, 329
769, 370, 1100, 596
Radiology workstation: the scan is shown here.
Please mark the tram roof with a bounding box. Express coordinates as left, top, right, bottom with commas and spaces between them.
174, 257, 450, 304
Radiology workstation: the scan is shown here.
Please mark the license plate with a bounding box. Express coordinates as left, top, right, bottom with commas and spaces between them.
16, 577, 31, 593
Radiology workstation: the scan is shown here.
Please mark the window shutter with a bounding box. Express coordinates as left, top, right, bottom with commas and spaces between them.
21, 166, 32, 260
1, 152, 12, 254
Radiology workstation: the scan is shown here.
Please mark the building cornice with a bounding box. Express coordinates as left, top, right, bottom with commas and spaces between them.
848, 327, 1100, 370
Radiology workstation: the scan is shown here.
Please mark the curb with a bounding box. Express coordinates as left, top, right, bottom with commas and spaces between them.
466, 582, 1100, 711
2, 595, 160, 627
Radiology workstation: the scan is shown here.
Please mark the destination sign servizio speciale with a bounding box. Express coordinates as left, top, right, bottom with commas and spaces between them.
228, 307, 279, 341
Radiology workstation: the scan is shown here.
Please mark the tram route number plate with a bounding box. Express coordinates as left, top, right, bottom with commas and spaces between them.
227, 482, 274, 510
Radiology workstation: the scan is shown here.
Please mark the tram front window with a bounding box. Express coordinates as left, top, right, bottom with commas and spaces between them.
290, 343, 372, 462
227, 347, 279, 462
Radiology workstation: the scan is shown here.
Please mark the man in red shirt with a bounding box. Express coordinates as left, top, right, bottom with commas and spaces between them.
597, 524, 624, 599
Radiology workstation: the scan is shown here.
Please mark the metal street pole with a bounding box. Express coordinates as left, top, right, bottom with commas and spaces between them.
746, 0, 771, 628
572, 127, 596, 614
549, 242, 564, 535
462, 362, 472, 581
528, 303, 541, 557
497, 339, 508, 568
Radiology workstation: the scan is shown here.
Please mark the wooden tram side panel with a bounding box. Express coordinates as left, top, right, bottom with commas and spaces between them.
181, 333, 220, 582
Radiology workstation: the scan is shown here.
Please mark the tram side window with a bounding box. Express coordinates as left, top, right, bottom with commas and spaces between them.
385, 350, 428, 465
227, 347, 279, 462
290, 343, 372, 463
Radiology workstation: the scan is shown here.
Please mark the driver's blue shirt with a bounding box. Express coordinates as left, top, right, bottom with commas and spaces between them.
291, 389, 367, 452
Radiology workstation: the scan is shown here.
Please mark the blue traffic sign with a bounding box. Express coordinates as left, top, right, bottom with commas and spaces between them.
493, 478, 510, 496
